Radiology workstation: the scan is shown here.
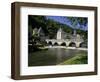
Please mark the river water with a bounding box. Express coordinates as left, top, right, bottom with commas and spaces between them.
28, 48, 87, 66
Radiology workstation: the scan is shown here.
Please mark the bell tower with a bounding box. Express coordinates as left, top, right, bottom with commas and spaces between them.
57, 28, 62, 40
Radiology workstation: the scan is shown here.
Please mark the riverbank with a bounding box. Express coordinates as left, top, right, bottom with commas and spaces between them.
59, 52, 87, 65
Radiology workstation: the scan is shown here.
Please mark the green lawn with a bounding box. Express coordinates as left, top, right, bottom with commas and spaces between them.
59, 53, 87, 65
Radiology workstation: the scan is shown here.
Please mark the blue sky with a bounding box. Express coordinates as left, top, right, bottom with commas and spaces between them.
46, 16, 88, 31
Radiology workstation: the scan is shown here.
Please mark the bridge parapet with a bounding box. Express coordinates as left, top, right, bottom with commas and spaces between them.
45, 39, 84, 47
46, 39, 84, 42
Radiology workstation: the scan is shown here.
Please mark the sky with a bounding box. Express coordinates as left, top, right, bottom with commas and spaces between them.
46, 16, 88, 31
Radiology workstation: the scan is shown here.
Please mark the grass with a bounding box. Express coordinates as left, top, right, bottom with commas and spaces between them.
59, 53, 87, 65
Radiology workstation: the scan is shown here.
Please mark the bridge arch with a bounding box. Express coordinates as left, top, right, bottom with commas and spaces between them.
48, 41, 52, 45
46, 39, 85, 48
61, 42, 66, 46
54, 42, 59, 46
69, 42, 76, 47
79, 42, 87, 48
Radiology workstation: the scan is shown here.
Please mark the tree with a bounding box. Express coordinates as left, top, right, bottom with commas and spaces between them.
67, 17, 87, 29
66, 17, 88, 40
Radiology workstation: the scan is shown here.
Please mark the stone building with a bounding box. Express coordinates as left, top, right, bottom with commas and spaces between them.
57, 28, 66, 40
32, 27, 45, 41
56, 28, 83, 41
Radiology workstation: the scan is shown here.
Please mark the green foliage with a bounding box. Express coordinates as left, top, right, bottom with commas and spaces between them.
67, 17, 87, 28
77, 29, 88, 40
28, 15, 87, 40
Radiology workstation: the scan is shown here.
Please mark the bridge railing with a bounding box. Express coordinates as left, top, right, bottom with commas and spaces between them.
46, 39, 84, 42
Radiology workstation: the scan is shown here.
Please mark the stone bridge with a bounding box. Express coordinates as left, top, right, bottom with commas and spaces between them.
45, 39, 85, 48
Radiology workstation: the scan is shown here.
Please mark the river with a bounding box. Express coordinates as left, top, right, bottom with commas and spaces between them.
28, 48, 87, 66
